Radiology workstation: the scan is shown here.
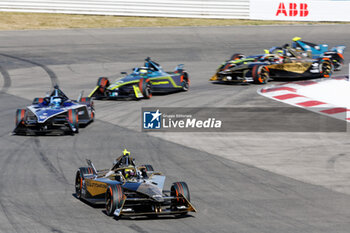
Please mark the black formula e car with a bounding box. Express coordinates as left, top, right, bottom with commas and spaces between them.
89, 57, 189, 100
75, 150, 196, 218
13, 86, 95, 135
210, 46, 334, 84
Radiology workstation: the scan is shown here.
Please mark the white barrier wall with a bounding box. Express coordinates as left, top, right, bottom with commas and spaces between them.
1, 0, 349, 21
250, 0, 350, 21
0, 0, 250, 19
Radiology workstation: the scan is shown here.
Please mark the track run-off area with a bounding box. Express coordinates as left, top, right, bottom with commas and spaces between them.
0, 25, 350, 233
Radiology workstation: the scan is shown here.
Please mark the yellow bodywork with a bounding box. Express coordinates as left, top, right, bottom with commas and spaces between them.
85, 179, 108, 196
210, 74, 218, 81
151, 81, 169, 85
133, 85, 143, 98
268, 62, 312, 74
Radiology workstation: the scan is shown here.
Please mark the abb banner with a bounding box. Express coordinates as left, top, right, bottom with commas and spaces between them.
250, 0, 350, 21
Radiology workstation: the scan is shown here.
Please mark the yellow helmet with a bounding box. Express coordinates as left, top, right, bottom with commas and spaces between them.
124, 165, 135, 178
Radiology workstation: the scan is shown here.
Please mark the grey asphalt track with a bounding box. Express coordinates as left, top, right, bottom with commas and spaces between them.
1, 25, 350, 233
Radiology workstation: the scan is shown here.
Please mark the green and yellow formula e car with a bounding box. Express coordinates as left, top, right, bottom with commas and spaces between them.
89, 57, 189, 100
75, 149, 196, 218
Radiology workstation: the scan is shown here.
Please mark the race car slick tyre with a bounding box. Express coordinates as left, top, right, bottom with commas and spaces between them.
171, 182, 190, 215
97, 77, 110, 95
252, 65, 269, 84
139, 164, 153, 178
139, 78, 152, 99
230, 53, 245, 60
105, 184, 124, 217
142, 164, 154, 172
80, 166, 95, 176
90, 111, 95, 122
181, 72, 189, 91
32, 98, 44, 105
75, 170, 83, 199
15, 109, 26, 125
80, 97, 93, 106
68, 109, 79, 133
320, 59, 334, 78
75, 167, 95, 199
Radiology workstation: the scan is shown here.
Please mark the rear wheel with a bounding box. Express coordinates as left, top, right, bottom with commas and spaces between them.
139, 78, 152, 99
80, 97, 94, 121
32, 98, 44, 105
171, 182, 190, 215
97, 77, 110, 95
80, 97, 93, 105
143, 164, 154, 172
105, 184, 124, 217
320, 59, 334, 78
230, 53, 245, 60
75, 167, 95, 199
181, 72, 189, 91
139, 164, 153, 178
252, 65, 269, 84
67, 109, 79, 133
90, 111, 95, 122
15, 109, 26, 126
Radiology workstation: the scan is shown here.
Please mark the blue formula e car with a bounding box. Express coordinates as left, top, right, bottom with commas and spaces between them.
88, 57, 189, 100
13, 86, 95, 135
292, 37, 345, 71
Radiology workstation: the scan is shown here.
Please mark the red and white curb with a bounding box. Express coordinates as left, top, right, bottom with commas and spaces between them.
258, 76, 350, 122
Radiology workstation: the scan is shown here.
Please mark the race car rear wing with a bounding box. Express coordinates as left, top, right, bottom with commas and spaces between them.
174, 64, 185, 73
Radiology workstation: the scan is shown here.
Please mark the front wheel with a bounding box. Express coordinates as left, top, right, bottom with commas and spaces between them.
171, 182, 190, 215
230, 53, 245, 60
67, 109, 79, 133
105, 184, 124, 217
252, 65, 269, 84
139, 78, 152, 99
97, 77, 110, 95
15, 109, 27, 126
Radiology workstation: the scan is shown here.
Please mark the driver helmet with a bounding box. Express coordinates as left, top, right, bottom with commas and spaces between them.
139, 67, 148, 75
51, 97, 61, 108
273, 50, 285, 61
124, 166, 135, 179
